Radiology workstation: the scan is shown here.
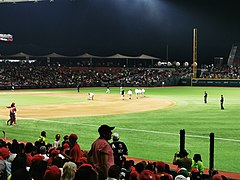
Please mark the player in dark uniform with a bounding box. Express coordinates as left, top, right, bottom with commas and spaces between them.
77, 83, 80, 93
110, 133, 128, 168
121, 89, 125, 100
204, 91, 208, 103
220, 95, 224, 110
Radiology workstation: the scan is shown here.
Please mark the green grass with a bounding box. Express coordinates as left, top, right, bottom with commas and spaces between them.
0, 87, 239, 173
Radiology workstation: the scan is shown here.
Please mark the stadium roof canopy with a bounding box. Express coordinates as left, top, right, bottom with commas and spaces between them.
0, 0, 49, 3
0, 52, 160, 60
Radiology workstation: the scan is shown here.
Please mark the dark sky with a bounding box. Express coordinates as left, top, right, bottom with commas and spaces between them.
0, 0, 239, 64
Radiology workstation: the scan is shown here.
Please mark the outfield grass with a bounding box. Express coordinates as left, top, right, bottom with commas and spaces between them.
0, 87, 239, 173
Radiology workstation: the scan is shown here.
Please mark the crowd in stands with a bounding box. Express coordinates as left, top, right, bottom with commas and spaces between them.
200, 65, 240, 79
0, 61, 191, 88
0, 61, 239, 89
0, 125, 229, 180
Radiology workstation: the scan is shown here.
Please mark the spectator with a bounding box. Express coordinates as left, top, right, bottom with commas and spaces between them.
39, 146, 49, 161
88, 124, 115, 180
9, 155, 28, 179
29, 158, 48, 180
0, 159, 7, 180
155, 161, 173, 180
24, 142, 34, 167
38, 131, 47, 146
173, 150, 192, 172
61, 161, 77, 180
191, 154, 204, 175
135, 161, 146, 175
0, 147, 11, 177
43, 165, 61, 180
61, 135, 69, 147
11, 168, 31, 180
107, 164, 121, 180
74, 163, 98, 180
120, 160, 135, 180
139, 169, 156, 180
173, 167, 191, 180
110, 132, 128, 168
130, 170, 139, 180
62, 134, 83, 166
53, 134, 61, 148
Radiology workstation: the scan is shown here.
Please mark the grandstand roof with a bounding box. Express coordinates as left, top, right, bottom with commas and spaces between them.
0, 52, 160, 60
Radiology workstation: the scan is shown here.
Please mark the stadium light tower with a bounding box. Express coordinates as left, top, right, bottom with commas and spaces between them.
192, 28, 197, 78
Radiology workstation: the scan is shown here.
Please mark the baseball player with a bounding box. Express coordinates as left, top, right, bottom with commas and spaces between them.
127, 89, 133, 99
6, 102, 17, 126
120, 86, 123, 94
11, 83, 15, 91
88, 92, 94, 100
141, 88, 145, 97
135, 88, 139, 99
106, 86, 110, 94
120, 88, 125, 100
135, 88, 142, 99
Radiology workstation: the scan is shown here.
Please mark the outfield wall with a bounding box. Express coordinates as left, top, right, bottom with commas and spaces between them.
1, 78, 239, 90
179, 78, 240, 87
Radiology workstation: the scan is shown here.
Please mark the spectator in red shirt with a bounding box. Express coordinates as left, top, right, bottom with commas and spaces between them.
88, 124, 115, 180
62, 134, 83, 166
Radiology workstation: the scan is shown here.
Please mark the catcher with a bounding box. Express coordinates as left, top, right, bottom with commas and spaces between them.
6, 102, 17, 126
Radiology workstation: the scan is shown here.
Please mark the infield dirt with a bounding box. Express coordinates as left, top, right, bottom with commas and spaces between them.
3, 92, 176, 119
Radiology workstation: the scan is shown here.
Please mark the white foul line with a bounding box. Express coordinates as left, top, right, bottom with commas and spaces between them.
5, 116, 240, 143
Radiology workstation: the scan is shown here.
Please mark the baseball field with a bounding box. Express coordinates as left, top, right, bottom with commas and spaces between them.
0, 86, 239, 174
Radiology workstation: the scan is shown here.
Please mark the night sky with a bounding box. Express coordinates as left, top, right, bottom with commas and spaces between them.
0, 0, 239, 64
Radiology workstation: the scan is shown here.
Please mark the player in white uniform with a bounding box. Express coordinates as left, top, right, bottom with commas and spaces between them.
88, 92, 94, 100
135, 88, 139, 99
141, 89, 145, 97
127, 89, 133, 99
120, 86, 123, 94
106, 86, 110, 94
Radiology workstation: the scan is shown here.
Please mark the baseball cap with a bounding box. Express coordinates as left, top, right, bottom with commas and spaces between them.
0, 147, 10, 160
50, 149, 60, 156
98, 124, 115, 134
156, 161, 165, 171
139, 170, 155, 180
177, 168, 190, 178
130, 170, 139, 179
112, 132, 119, 141
69, 134, 78, 140
32, 154, 44, 163
63, 143, 70, 150
175, 175, 190, 180
44, 165, 61, 180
